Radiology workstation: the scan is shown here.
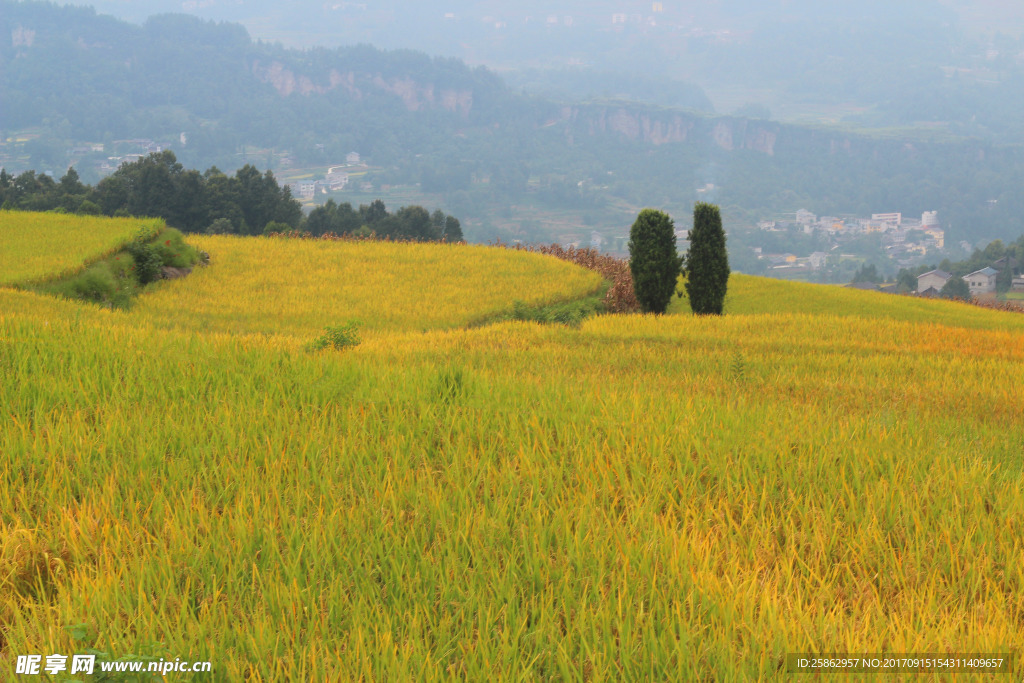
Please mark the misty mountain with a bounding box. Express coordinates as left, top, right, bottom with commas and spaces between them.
47, 0, 1024, 139
5, 0, 1024, 250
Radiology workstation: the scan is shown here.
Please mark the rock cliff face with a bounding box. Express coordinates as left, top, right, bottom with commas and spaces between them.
251, 60, 474, 116
553, 105, 782, 155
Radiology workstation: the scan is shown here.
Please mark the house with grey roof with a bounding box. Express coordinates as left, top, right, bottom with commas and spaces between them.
964, 267, 998, 295
917, 269, 951, 294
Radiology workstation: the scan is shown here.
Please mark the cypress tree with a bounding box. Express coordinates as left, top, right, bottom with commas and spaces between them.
628, 208, 682, 314
685, 202, 729, 315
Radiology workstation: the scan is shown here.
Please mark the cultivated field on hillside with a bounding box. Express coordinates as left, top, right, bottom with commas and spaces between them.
2, 217, 1023, 680
130, 235, 605, 338
0, 211, 162, 286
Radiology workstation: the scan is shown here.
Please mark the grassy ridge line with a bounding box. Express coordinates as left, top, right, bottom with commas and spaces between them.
673, 273, 1024, 332
2, 305, 1023, 679
0, 211, 164, 287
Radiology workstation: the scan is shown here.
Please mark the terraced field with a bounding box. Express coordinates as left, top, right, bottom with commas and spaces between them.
130, 235, 604, 339
2, 214, 1023, 680
0, 211, 162, 286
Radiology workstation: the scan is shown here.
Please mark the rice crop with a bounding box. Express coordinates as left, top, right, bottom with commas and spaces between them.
128, 235, 604, 339
0, 211, 162, 286
2, 224, 1023, 680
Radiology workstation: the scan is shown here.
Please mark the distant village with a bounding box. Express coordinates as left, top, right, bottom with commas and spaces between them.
283, 152, 365, 200
755, 209, 948, 274
912, 263, 1024, 297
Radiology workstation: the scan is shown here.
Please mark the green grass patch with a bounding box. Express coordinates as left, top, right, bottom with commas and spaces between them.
31, 227, 203, 309
306, 322, 361, 352
473, 281, 610, 328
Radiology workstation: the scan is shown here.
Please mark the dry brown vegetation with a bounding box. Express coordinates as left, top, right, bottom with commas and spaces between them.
511, 243, 639, 313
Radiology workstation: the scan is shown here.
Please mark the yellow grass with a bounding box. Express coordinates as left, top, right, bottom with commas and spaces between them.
129, 235, 604, 338
2, 221, 1023, 679
0, 211, 162, 286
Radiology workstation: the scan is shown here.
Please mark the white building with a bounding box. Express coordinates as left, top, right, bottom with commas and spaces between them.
964, 267, 998, 295
796, 209, 817, 225
917, 269, 951, 294
325, 168, 349, 191
289, 181, 317, 200
872, 212, 902, 226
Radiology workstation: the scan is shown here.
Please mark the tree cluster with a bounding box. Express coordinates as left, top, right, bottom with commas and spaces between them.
628, 204, 729, 315
305, 199, 462, 242
1, 153, 463, 243
0, 152, 301, 235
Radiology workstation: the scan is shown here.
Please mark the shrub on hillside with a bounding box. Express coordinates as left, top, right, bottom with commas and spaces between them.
56, 262, 132, 309
307, 323, 361, 352
153, 228, 200, 269
68, 264, 116, 303
940, 276, 970, 300
125, 240, 162, 285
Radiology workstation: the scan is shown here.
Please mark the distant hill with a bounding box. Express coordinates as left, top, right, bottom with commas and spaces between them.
4, 0, 1024, 248
46, 0, 1024, 136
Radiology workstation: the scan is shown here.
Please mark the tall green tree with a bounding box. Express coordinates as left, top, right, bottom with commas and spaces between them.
685, 202, 730, 315
628, 208, 681, 314
940, 275, 969, 299
443, 215, 463, 242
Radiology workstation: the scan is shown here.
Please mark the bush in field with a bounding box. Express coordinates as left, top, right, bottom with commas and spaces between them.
125, 240, 162, 285
685, 202, 730, 315
307, 323, 361, 351
68, 264, 117, 303
629, 209, 681, 314
153, 228, 201, 268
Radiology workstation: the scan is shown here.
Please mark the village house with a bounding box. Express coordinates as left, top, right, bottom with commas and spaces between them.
923, 228, 945, 248
917, 269, 951, 294
964, 267, 998, 295
324, 168, 349, 191
288, 181, 317, 200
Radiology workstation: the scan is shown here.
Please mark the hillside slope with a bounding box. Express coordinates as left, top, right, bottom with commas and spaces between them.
2, 228, 1023, 679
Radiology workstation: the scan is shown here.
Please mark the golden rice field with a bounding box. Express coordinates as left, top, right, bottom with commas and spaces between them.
129, 235, 605, 338
2, 214, 1024, 680
0, 210, 162, 286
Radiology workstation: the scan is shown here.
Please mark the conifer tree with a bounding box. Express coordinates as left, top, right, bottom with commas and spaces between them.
628, 208, 681, 314
685, 202, 729, 315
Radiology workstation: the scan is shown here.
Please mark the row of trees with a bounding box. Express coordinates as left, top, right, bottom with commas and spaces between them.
305, 199, 462, 242
0, 152, 301, 235
628, 203, 730, 315
0, 152, 463, 242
